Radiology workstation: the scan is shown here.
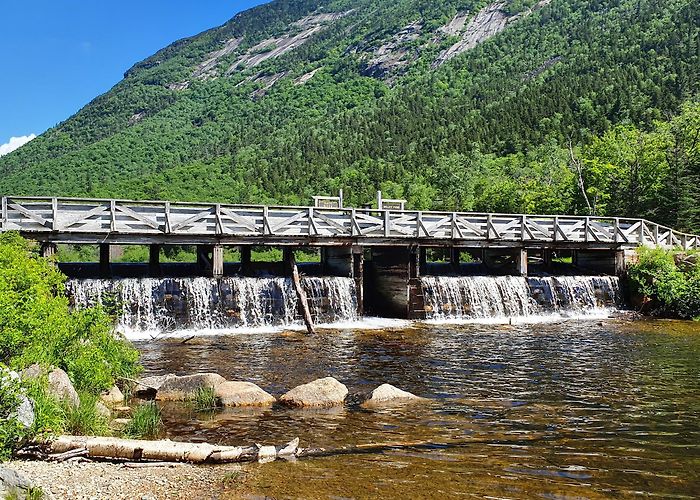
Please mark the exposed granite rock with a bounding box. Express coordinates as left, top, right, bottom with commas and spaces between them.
156, 373, 226, 401
361, 383, 424, 407
280, 377, 348, 407
215, 381, 276, 407
100, 385, 124, 406
47, 368, 80, 408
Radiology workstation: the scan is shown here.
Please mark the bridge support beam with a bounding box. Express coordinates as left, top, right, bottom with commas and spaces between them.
99, 244, 111, 278
149, 244, 161, 277
40, 242, 57, 262
196, 245, 224, 278
240, 246, 252, 276
352, 246, 364, 316
574, 249, 630, 275
483, 248, 528, 276
366, 246, 424, 319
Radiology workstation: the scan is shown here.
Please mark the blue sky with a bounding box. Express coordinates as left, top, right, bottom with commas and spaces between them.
0, 0, 266, 154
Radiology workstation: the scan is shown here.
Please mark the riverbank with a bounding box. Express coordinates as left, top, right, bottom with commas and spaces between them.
4, 459, 245, 499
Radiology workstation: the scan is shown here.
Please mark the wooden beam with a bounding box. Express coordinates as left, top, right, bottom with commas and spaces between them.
287, 251, 315, 335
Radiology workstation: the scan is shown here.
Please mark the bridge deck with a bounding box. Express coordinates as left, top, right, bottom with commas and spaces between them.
1, 196, 698, 249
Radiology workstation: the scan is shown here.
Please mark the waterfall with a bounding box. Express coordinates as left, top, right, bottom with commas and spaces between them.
66, 276, 358, 334
421, 275, 621, 321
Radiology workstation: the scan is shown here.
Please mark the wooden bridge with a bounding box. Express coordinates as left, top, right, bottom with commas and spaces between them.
2, 196, 699, 249
4, 195, 698, 318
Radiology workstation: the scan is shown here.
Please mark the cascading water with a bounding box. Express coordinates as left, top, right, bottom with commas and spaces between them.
66, 276, 358, 335
421, 275, 621, 321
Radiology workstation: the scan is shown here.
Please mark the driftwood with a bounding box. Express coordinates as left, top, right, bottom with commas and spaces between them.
51, 436, 299, 464
287, 252, 316, 335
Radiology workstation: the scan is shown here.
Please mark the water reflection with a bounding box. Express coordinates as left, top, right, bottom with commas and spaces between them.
135, 319, 700, 498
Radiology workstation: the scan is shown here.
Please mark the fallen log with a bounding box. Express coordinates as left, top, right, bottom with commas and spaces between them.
50, 436, 299, 464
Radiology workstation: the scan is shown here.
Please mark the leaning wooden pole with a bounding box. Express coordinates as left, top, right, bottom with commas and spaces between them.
287, 250, 316, 335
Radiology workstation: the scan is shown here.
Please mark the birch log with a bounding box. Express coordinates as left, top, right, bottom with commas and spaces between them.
50, 436, 299, 464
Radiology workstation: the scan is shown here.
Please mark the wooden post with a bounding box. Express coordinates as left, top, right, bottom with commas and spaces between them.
352, 246, 364, 316
99, 244, 111, 278
149, 244, 161, 277
240, 246, 252, 276
286, 251, 316, 335
614, 250, 626, 276
542, 249, 553, 269
412, 247, 422, 279
212, 245, 224, 278
40, 242, 58, 266
450, 247, 460, 273
516, 248, 528, 276
197, 245, 213, 276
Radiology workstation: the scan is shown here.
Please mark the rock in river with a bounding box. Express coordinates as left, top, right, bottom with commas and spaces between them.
280, 377, 348, 407
156, 373, 226, 401
361, 383, 424, 407
215, 381, 276, 407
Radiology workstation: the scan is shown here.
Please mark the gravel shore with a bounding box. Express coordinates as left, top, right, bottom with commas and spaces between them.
5, 459, 246, 499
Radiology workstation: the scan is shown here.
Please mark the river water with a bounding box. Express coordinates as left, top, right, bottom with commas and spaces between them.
135, 319, 700, 499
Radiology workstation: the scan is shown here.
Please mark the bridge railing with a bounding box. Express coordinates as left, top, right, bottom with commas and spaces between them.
1, 196, 699, 249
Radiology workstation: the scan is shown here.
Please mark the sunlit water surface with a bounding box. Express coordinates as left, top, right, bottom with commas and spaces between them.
135, 319, 700, 499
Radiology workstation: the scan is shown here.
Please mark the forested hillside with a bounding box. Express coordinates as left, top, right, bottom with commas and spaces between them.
1, 0, 698, 231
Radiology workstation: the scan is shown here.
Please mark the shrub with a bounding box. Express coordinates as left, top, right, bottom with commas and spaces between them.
0, 232, 140, 392
0, 367, 24, 459
122, 402, 163, 439
628, 247, 700, 320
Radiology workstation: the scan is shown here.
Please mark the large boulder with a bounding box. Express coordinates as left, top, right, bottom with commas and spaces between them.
280, 377, 348, 408
0, 467, 33, 499
14, 396, 35, 429
215, 381, 276, 407
47, 368, 80, 408
155, 373, 226, 401
361, 383, 424, 407
133, 374, 176, 399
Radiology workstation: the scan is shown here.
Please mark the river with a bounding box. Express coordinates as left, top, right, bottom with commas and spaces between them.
134, 318, 700, 499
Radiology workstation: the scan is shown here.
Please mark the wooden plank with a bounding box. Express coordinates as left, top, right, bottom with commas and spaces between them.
219, 207, 258, 233
8, 203, 51, 228
59, 204, 109, 230
170, 208, 213, 232
116, 204, 162, 231
0, 197, 6, 231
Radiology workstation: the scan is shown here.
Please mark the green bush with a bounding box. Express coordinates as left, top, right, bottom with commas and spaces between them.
628, 247, 700, 320
0, 232, 140, 392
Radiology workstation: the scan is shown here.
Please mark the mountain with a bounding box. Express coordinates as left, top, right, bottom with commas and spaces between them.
1, 0, 699, 230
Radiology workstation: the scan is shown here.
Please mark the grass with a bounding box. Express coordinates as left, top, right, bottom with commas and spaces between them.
64, 392, 110, 436
121, 402, 163, 439
189, 386, 219, 412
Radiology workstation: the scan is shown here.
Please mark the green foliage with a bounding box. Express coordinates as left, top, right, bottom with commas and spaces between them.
0, 232, 140, 393
64, 392, 111, 437
122, 402, 163, 439
628, 247, 700, 320
24, 380, 67, 441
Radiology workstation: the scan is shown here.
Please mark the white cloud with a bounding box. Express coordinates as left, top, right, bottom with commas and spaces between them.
0, 134, 36, 157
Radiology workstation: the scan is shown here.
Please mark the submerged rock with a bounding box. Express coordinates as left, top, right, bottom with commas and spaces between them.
280, 377, 348, 407
156, 373, 226, 401
215, 381, 276, 407
361, 383, 424, 407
